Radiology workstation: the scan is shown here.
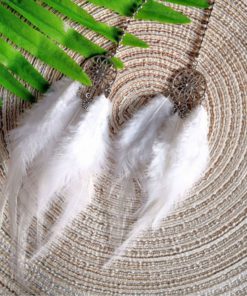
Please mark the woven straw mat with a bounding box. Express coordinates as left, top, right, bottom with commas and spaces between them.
0, 0, 246, 295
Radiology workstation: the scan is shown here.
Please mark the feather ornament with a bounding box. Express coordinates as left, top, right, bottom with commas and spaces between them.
113, 94, 174, 178
105, 95, 174, 250
28, 93, 112, 261
106, 97, 209, 265
0, 77, 81, 232
2, 77, 112, 278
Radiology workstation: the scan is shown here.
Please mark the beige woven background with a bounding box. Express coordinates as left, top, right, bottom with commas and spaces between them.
0, 0, 247, 295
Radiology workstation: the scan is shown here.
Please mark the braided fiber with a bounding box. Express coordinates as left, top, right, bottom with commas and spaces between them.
0, 0, 246, 295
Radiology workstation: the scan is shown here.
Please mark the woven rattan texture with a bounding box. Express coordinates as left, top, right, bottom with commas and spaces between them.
0, 0, 246, 295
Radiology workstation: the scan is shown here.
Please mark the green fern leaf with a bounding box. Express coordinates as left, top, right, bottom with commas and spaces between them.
122, 33, 149, 48
0, 63, 34, 101
164, 0, 210, 9
0, 38, 49, 92
41, 0, 148, 48
110, 57, 124, 69
3, 0, 107, 58
87, 0, 137, 16
0, 4, 92, 86
137, 0, 191, 24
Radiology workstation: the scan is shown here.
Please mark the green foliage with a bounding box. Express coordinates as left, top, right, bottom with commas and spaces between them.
4, 0, 107, 58
136, 0, 191, 24
41, 0, 148, 47
87, 0, 139, 16
0, 63, 34, 101
0, 4, 92, 86
110, 57, 125, 69
164, 0, 210, 9
0, 38, 49, 92
0, 0, 209, 101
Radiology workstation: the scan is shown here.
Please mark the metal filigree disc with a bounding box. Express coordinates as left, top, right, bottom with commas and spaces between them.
78, 55, 117, 110
170, 68, 207, 118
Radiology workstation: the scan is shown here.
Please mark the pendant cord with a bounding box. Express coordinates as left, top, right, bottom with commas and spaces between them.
107, 0, 148, 59
168, 1, 216, 118
192, 0, 216, 67
112, 0, 216, 67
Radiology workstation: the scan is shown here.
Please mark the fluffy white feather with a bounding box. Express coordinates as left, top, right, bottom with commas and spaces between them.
106, 102, 209, 265
1, 77, 82, 232
105, 95, 174, 251
145, 105, 209, 227
2, 78, 84, 278
3, 77, 111, 277
16, 94, 111, 268
114, 94, 174, 178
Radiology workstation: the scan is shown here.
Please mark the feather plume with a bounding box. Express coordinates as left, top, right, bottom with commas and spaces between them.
2, 77, 83, 278
105, 95, 174, 250
114, 94, 174, 178
12, 93, 111, 275
0, 77, 81, 228
3, 76, 111, 278
106, 100, 209, 266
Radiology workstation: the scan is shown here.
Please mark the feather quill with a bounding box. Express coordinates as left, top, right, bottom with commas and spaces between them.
106, 101, 209, 265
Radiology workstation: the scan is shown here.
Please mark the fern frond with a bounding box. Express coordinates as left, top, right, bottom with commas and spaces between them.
0, 38, 49, 92
0, 0, 209, 100
0, 63, 34, 101
164, 0, 210, 9
41, 0, 149, 48
136, 0, 191, 24
0, 4, 92, 86
3, 0, 107, 58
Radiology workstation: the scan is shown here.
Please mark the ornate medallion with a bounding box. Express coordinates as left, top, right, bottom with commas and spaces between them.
78, 55, 117, 110
170, 68, 207, 118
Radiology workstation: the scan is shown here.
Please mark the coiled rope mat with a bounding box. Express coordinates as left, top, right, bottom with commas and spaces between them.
0, 0, 246, 295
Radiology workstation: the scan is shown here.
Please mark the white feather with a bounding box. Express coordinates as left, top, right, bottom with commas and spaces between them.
27, 94, 110, 216
114, 94, 174, 178
2, 77, 83, 278
104, 95, 174, 253
16, 94, 111, 267
3, 76, 111, 277
146, 105, 209, 227
1, 78, 82, 232
105, 102, 209, 265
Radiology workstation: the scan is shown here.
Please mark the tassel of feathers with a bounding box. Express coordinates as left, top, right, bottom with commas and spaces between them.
105, 95, 209, 265
2, 78, 112, 278
0, 78, 81, 227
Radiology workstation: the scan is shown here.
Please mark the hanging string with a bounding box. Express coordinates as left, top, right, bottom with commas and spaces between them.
169, 0, 216, 118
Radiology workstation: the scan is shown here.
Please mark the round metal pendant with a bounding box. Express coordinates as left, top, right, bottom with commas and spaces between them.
170, 68, 207, 118
78, 55, 117, 109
